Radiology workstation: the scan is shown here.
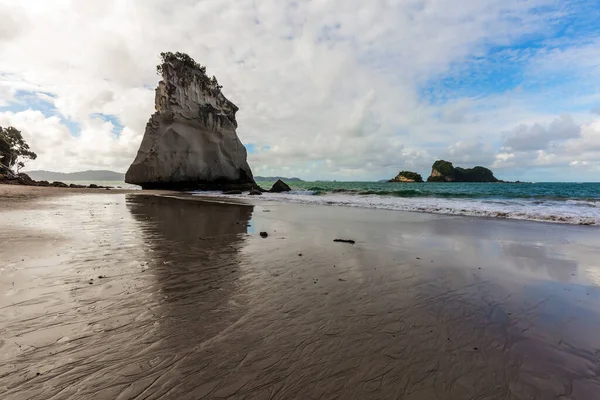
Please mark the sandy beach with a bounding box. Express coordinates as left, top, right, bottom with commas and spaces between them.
1, 186, 600, 399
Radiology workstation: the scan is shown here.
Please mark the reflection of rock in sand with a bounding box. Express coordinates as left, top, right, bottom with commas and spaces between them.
125, 194, 256, 352
0, 195, 256, 400
127, 194, 253, 242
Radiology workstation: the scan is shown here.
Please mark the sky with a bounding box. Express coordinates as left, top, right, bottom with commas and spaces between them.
0, 0, 599, 182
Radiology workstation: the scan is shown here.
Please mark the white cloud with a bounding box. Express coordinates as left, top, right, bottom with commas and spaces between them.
494, 118, 600, 178
502, 115, 581, 152
443, 140, 497, 167
0, 0, 597, 180
0, 109, 142, 172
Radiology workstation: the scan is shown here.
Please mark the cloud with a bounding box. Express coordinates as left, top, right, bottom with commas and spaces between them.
0, 0, 598, 180
494, 117, 600, 178
0, 109, 142, 172
443, 140, 497, 167
502, 115, 581, 152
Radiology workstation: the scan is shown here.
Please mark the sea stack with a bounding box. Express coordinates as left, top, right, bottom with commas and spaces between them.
125, 52, 256, 190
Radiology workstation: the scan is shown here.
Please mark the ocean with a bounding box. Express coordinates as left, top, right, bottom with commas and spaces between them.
204, 181, 600, 226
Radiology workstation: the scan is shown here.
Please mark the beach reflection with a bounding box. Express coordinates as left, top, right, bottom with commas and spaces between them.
2, 195, 600, 399
501, 242, 578, 281
0, 195, 256, 399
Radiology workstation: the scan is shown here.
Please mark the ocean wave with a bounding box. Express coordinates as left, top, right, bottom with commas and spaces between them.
301, 188, 600, 202
192, 191, 600, 226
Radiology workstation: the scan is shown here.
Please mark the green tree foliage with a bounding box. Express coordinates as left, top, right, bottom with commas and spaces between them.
455, 166, 498, 182
0, 126, 37, 172
157, 51, 206, 75
431, 160, 455, 177
156, 52, 222, 90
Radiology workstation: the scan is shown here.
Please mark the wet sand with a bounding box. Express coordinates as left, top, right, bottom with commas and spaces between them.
1, 189, 600, 399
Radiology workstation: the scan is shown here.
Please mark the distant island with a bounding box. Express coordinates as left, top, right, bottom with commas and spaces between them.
388, 160, 499, 183
254, 176, 304, 182
389, 171, 424, 183
25, 170, 125, 182
427, 160, 498, 182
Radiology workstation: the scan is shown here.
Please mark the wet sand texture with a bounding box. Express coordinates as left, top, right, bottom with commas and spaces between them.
1, 193, 600, 399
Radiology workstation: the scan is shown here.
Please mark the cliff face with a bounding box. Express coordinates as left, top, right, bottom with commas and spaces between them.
427, 160, 498, 182
125, 58, 256, 190
427, 160, 455, 182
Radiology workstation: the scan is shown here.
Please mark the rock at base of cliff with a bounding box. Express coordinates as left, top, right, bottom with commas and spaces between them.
18, 173, 35, 185
248, 189, 262, 196
270, 179, 291, 193
132, 179, 257, 191
427, 175, 453, 183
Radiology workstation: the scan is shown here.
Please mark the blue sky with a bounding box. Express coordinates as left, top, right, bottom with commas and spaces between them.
0, 0, 599, 181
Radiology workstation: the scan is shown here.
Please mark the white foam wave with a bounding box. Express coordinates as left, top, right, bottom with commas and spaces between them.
192, 192, 600, 226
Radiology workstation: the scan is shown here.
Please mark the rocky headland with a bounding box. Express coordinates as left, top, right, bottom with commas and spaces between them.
426, 160, 498, 182
125, 52, 257, 191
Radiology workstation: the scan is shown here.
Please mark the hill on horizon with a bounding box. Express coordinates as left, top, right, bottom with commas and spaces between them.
25, 170, 125, 182
24, 170, 305, 183
254, 176, 304, 182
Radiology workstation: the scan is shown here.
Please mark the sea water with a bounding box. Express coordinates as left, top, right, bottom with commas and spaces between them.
197, 181, 600, 226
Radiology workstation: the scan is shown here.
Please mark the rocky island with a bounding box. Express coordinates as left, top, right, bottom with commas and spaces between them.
125, 52, 257, 191
427, 160, 498, 182
389, 171, 424, 183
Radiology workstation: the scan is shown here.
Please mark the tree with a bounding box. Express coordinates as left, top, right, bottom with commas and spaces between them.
156, 52, 221, 91
0, 126, 37, 173
156, 51, 206, 75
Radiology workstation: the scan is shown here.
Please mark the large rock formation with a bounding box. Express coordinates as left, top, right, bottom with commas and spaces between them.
427, 160, 498, 182
125, 53, 256, 190
389, 171, 423, 183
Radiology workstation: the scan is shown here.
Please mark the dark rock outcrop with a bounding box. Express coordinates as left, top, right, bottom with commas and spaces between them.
248, 189, 262, 196
18, 173, 35, 185
0, 166, 112, 190
125, 53, 256, 191
270, 179, 291, 193
389, 171, 423, 183
427, 160, 498, 182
